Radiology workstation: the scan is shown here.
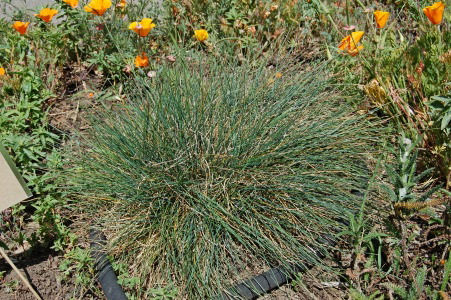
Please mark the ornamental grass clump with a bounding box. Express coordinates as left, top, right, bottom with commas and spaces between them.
66, 56, 379, 298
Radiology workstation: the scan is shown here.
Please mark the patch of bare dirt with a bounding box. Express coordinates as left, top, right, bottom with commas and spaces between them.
0, 250, 74, 300
260, 263, 347, 300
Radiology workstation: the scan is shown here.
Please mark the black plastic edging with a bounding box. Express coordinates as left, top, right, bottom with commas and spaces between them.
90, 221, 348, 300
89, 229, 339, 300
89, 228, 128, 300
220, 264, 304, 300
220, 233, 338, 300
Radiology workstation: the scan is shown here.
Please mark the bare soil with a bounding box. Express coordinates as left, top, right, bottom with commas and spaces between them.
0, 249, 74, 300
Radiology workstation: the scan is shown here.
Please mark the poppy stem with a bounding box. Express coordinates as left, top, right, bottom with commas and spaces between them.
345, 0, 350, 27
436, 25, 441, 45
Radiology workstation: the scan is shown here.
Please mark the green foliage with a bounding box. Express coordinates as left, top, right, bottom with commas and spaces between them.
112, 261, 141, 292
442, 252, 451, 292
339, 212, 387, 268
146, 285, 178, 300
59, 247, 96, 294
162, 0, 321, 51
113, 260, 178, 299
373, 28, 450, 102
331, 0, 450, 183
348, 132, 447, 299
426, 93, 451, 183
382, 133, 441, 217
428, 94, 451, 134
64, 54, 380, 298
349, 289, 384, 300
382, 266, 427, 300
0, 24, 70, 250
339, 155, 390, 289
0, 68, 54, 165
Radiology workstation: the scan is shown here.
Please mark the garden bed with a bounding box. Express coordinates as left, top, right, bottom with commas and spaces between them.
0, 0, 449, 299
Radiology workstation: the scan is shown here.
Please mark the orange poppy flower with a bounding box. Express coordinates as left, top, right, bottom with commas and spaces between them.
84, 0, 112, 16
63, 0, 79, 8
338, 31, 364, 56
35, 8, 58, 23
374, 11, 390, 29
423, 2, 445, 25
347, 45, 364, 56
0, 67, 5, 76
194, 29, 208, 42
135, 53, 149, 68
128, 18, 156, 37
116, 0, 126, 8
12, 21, 30, 35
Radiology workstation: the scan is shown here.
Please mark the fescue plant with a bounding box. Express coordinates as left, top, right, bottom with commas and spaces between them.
64, 55, 381, 298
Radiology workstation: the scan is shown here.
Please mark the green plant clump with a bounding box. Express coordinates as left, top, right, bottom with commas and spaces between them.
65, 56, 380, 298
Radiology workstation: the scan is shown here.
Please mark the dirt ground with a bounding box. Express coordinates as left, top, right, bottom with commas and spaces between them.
0, 249, 74, 300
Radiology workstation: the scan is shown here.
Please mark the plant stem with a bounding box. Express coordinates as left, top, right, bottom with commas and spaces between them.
358, 143, 386, 225
400, 221, 414, 280
354, 0, 366, 10
346, 0, 350, 27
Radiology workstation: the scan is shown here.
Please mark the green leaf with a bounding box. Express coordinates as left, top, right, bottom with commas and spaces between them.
441, 252, 451, 291
431, 95, 450, 105
362, 232, 388, 242
441, 112, 451, 130
0, 240, 9, 250
380, 184, 398, 203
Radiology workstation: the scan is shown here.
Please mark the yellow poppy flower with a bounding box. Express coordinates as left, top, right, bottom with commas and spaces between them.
194, 29, 208, 42
374, 11, 390, 29
338, 31, 364, 56
0, 67, 5, 76
84, 0, 112, 16
135, 53, 149, 68
128, 18, 156, 37
423, 2, 445, 25
12, 21, 30, 35
35, 8, 58, 23
63, 0, 78, 8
